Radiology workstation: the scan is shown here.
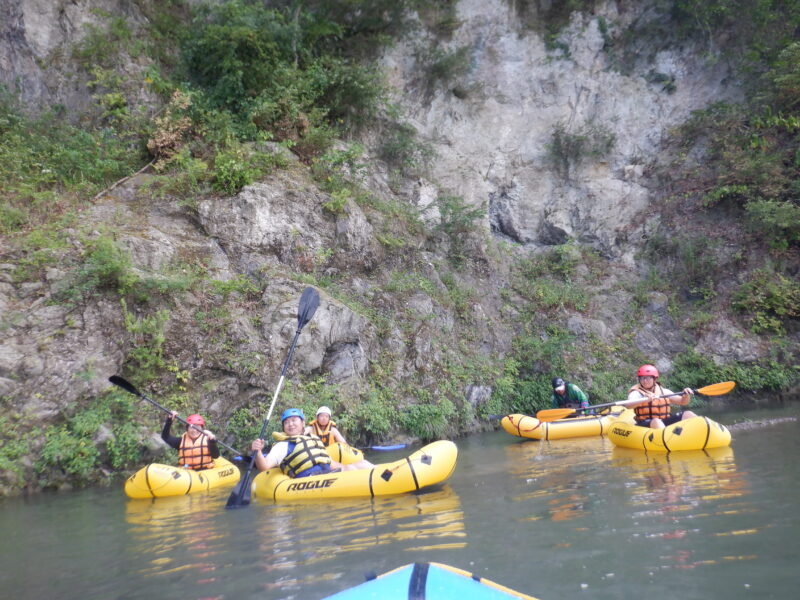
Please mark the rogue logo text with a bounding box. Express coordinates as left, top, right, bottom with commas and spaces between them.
287, 478, 336, 492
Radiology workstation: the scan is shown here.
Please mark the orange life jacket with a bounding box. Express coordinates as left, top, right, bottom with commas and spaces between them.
308, 419, 337, 446
178, 432, 215, 470
629, 383, 671, 422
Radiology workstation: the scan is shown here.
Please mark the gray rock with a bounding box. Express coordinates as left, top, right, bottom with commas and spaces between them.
634, 321, 687, 357
323, 342, 368, 385
695, 317, 764, 363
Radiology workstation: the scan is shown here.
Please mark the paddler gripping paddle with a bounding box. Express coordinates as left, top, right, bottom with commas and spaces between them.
225, 286, 320, 509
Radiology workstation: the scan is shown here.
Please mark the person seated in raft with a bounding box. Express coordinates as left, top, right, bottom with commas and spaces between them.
162, 411, 220, 470
551, 377, 590, 413
251, 408, 374, 477
304, 405, 348, 446
626, 364, 696, 430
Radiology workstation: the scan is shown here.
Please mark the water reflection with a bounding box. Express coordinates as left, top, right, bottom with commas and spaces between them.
125, 491, 229, 585
251, 486, 465, 597
611, 446, 742, 508
609, 446, 759, 572
4, 409, 800, 600
124, 486, 465, 598
504, 437, 613, 523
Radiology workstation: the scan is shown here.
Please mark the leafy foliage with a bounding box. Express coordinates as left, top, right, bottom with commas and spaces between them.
667, 9, 800, 255
511, 246, 588, 314
0, 88, 143, 234
548, 120, 616, 178
39, 425, 101, 479
56, 235, 139, 303
212, 145, 262, 194
435, 194, 484, 267
732, 270, 800, 334
669, 1, 800, 69
744, 199, 800, 252
415, 45, 473, 95
763, 41, 800, 112
121, 299, 171, 378
345, 389, 395, 442
377, 121, 436, 176
398, 394, 456, 441
179, 0, 389, 147
0, 416, 32, 482
672, 349, 798, 392
226, 407, 266, 451
642, 234, 722, 302
33, 392, 146, 485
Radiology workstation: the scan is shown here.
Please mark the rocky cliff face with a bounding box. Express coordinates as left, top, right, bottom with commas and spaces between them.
0, 0, 772, 493
0, 0, 153, 115
383, 0, 741, 263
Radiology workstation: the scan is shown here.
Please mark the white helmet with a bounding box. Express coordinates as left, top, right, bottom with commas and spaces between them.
316, 406, 332, 417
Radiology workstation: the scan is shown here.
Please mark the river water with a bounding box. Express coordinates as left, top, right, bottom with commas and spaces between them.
1, 402, 798, 600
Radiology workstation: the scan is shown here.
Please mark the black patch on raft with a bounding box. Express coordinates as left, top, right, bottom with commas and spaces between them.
421, 454, 432, 465
381, 469, 393, 481
674, 426, 683, 436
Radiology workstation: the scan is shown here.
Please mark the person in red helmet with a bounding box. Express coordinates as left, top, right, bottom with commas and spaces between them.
161, 411, 220, 470
626, 365, 696, 429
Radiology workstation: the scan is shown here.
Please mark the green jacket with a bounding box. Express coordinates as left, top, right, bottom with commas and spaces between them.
551, 383, 589, 409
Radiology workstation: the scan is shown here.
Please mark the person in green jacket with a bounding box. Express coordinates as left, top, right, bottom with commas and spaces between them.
551, 378, 590, 410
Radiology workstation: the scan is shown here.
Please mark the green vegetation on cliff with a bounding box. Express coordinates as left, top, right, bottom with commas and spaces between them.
1, 0, 798, 493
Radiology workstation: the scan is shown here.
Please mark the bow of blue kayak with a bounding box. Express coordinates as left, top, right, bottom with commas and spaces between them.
323, 562, 538, 599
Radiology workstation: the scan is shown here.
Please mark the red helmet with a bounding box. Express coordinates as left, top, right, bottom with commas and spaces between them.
186, 414, 206, 427
637, 364, 659, 378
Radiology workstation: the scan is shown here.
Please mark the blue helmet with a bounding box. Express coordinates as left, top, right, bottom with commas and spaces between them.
281, 408, 305, 423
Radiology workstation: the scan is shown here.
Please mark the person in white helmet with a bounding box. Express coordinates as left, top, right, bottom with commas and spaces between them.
304, 405, 348, 446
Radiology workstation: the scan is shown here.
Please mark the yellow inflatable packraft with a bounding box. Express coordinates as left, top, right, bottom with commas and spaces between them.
501, 407, 634, 440
608, 415, 731, 451
325, 442, 365, 465
252, 440, 457, 502
124, 456, 240, 499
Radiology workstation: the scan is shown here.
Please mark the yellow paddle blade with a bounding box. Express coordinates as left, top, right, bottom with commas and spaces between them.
696, 381, 736, 396
535, 408, 578, 422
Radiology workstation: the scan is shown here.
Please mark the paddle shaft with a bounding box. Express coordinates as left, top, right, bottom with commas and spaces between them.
580, 385, 714, 413
108, 375, 241, 456
226, 287, 320, 509
576, 381, 736, 413
536, 381, 736, 421
227, 333, 299, 506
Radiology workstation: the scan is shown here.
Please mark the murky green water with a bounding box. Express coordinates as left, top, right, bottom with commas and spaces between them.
1, 402, 798, 599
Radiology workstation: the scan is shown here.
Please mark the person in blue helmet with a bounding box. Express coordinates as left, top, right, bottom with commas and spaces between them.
250, 408, 373, 477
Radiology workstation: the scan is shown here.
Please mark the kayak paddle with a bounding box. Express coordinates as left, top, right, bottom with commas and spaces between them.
536, 381, 737, 421
225, 286, 320, 509
108, 375, 243, 456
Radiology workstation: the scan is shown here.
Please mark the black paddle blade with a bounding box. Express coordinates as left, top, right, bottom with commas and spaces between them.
298, 287, 320, 328
225, 472, 253, 509
108, 375, 141, 397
